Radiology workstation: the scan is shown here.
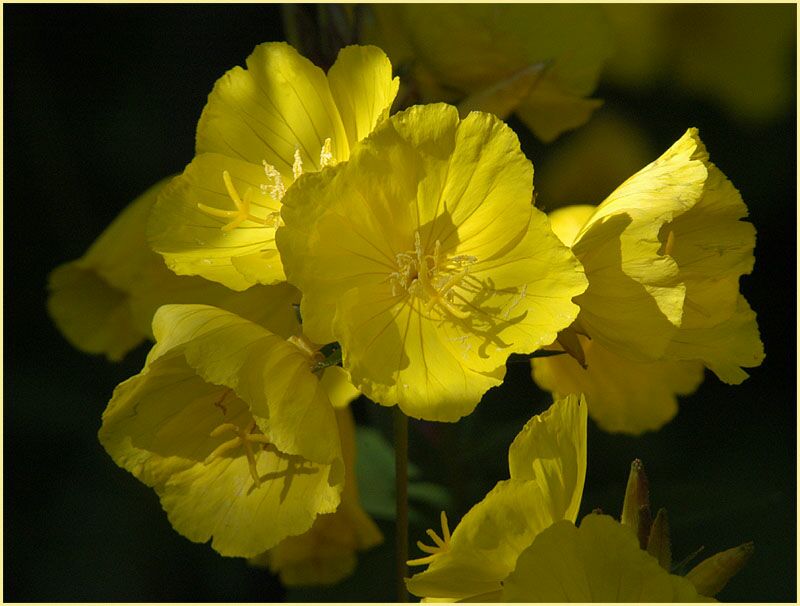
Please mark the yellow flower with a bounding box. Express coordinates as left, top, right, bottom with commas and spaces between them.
406, 395, 588, 600
148, 42, 398, 291
360, 5, 613, 142
47, 177, 301, 361
99, 304, 348, 557
532, 129, 763, 433
249, 405, 383, 586
407, 411, 748, 602
277, 104, 587, 421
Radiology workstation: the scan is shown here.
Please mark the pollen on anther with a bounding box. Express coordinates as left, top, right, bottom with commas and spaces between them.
319, 137, 335, 168
292, 148, 304, 181
261, 160, 286, 200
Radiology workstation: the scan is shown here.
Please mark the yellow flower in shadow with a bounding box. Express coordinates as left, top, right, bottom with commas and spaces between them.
533, 129, 764, 434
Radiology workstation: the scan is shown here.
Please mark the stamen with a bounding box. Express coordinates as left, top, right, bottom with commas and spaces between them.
210, 422, 239, 438
407, 510, 453, 567
389, 231, 477, 320
204, 436, 242, 464
426, 528, 446, 548
415, 541, 439, 555
439, 510, 451, 542
205, 418, 272, 488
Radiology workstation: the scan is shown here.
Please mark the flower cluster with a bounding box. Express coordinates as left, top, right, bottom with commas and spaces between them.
49, 16, 764, 600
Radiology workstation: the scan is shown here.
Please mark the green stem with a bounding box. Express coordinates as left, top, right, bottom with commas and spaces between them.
394, 406, 409, 603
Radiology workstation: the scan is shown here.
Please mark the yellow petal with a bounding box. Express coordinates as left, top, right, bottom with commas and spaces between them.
407, 396, 587, 600
664, 295, 764, 384
319, 366, 361, 410
255, 407, 382, 585
162, 443, 339, 558
566, 128, 762, 382
49, 176, 303, 360
503, 514, 709, 602
327, 45, 399, 148
148, 153, 284, 290
532, 336, 704, 434
47, 264, 144, 361
47, 177, 174, 360
196, 41, 349, 171
337, 283, 504, 422
507, 394, 588, 523
546, 204, 597, 247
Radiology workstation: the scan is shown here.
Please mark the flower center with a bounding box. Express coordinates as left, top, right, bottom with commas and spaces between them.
389, 232, 477, 320
407, 511, 452, 566
197, 138, 337, 232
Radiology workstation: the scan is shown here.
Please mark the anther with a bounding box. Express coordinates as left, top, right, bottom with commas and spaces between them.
261, 160, 286, 200
319, 137, 335, 168
292, 148, 303, 181
389, 231, 477, 321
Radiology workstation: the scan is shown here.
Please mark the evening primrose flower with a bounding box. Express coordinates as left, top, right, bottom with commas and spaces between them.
531, 129, 763, 432
47, 178, 302, 361
148, 42, 398, 291
277, 104, 587, 421
532, 203, 705, 434
249, 405, 383, 586
360, 4, 612, 142
99, 304, 348, 557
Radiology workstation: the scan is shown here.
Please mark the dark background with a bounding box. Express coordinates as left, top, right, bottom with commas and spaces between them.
5, 4, 796, 602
